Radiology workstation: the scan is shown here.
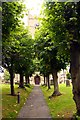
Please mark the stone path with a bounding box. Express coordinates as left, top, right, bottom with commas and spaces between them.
17, 85, 52, 119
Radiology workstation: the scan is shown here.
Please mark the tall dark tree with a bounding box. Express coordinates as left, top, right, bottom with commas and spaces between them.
64, 2, 80, 115
2, 2, 24, 95
35, 25, 67, 93
41, 1, 80, 115
13, 27, 34, 88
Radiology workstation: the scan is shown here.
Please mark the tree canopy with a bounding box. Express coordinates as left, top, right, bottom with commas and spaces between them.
34, 1, 80, 115
2, 2, 35, 95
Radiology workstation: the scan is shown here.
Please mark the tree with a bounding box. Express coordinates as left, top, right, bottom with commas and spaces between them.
64, 2, 80, 115
39, 60, 48, 86
11, 26, 34, 88
35, 15, 67, 95
41, 1, 80, 115
2, 2, 26, 95
34, 28, 51, 89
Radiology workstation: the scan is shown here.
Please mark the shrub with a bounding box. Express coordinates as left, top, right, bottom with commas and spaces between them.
4, 70, 10, 82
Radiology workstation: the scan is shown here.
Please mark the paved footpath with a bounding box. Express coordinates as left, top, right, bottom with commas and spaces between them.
17, 85, 52, 119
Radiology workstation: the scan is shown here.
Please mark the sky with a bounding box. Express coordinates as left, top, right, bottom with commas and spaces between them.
25, 0, 44, 15
22, 0, 44, 26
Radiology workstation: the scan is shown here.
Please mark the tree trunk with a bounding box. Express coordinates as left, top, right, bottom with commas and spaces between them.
52, 73, 54, 85
19, 73, 24, 88
9, 71, 15, 96
46, 74, 50, 89
45, 76, 47, 86
43, 74, 46, 85
9, 58, 15, 96
66, 80, 70, 87
70, 41, 80, 116
27, 76, 30, 84
25, 75, 28, 84
25, 75, 30, 84
52, 70, 61, 96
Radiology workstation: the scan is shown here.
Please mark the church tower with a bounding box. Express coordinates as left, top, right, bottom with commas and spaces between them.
28, 13, 39, 38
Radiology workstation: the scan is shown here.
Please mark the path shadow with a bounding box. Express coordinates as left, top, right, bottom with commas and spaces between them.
6, 94, 17, 96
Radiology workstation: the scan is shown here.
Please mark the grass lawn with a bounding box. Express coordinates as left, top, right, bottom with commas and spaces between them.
1, 83, 33, 118
41, 84, 78, 119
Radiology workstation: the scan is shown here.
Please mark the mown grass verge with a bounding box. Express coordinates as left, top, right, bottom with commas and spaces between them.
41, 84, 80, 119
1, 83, 34, 118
